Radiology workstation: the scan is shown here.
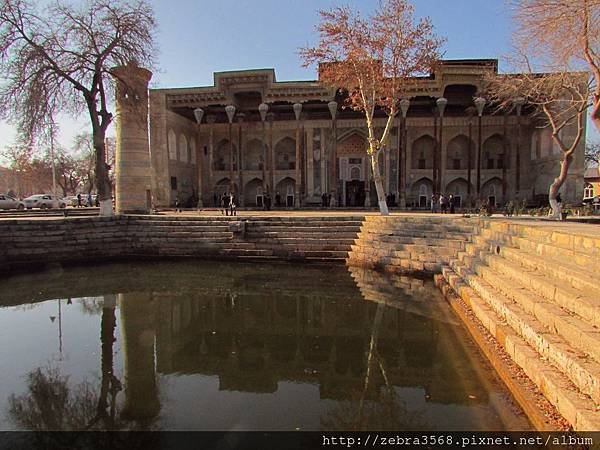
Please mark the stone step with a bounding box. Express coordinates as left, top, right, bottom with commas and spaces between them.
459, 253, 600, 364
241, 220, 362, 229
357, 233, 467, 249
246, 225, 361, 232
136, 231, 233, 238
511, 226, 600, 258
360, 223, 478, 234
442, 266, 600, 430
483, 222, 600, 260
130, 225, 232, 232
246, 228, 358, 239
448, 260, 600, 407
248, 237, 354, 245
360, 228, 472, 241
479, 252, 600, 329
509, 234, 597, 271
499, 245, 600, 294
220, 249, 274, 257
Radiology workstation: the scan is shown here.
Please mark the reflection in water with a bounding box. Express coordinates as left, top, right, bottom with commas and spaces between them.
0, 261, 530, 431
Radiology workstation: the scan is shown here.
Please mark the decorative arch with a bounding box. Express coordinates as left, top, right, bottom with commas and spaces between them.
214, 139, 237, 171
482, 177, 503, 206
244, 178, 264, 206
168, 129, 177, 160
411, 135, 435, 170
275, 176, 296, 207
244, 139, 264, 171
214, 178, 237, 197
275, 137, 296, 170
178, 134, 188, 162
337, 131, 368, 156
483, 134, 506, 170
411, 177, 433, 208
446, 135, 473, 170
446, 177, 471, 208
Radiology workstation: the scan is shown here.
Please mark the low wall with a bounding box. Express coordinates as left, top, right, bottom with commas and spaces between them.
0, 215, 364, 271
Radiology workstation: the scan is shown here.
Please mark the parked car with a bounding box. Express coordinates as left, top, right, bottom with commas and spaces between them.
23, 194, 66, 209
0, 194, 25, 210
62, 195, 78, 207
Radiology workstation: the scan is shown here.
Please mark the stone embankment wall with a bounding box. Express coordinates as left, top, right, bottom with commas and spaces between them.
346, 216, 480, 274
0, 215, 364, 270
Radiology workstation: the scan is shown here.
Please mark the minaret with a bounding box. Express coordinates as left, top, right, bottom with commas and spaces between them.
112, 61, 153, 213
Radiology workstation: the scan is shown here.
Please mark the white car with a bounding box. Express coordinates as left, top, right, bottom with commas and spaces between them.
0, 194, 25, 210
23, 194, 66, 209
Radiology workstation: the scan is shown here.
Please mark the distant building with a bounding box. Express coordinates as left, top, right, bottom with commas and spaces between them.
584, 167, 600, 202
113, 59, 586, 213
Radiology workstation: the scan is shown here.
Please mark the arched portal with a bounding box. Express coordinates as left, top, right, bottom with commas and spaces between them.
214, 139, 237, 171
275, 137, 296, 170
244, 178, 264, 207
446, 178, 471, 208
411, 177, 433, 208
275, 177, 296, 207
446, 135, 473, 170
411, 135, 435, 170
482, 177, 503, 206
483, 135, 506, 170
244, 139, 264, 171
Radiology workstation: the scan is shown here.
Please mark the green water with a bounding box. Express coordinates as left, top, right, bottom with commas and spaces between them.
0, 261, 530, 431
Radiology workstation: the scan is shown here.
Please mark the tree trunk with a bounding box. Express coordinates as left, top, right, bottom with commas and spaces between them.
548, 152, 572, 220
93, 129, 113, 216
370, 150, 389, 216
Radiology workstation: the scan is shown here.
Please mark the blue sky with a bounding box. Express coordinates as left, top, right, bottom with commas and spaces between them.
0, 0, 597, 157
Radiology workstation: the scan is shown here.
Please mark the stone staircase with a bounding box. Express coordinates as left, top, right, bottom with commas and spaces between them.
347, 216, 480, 274
244, 216, 364, 263
441, 220, 600, 430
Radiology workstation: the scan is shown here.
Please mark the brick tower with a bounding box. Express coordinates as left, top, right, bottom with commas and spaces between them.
113, 61, 153, 213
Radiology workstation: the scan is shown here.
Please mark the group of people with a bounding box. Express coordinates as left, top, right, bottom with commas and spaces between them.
76, 193, 98, 207
219, 192, 237, 216
430, 193, 457, 214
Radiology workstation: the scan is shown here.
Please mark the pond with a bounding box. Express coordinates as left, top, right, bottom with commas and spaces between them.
0, 261, 530, 431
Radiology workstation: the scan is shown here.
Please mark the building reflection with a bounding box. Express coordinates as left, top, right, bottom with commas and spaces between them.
8, 264, 499, 431
114, 266, 489, 427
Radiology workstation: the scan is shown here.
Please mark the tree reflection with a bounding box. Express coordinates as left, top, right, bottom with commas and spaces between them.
322, 303, 428, 431
8, 366, 97, 430
8, 299, 157, 431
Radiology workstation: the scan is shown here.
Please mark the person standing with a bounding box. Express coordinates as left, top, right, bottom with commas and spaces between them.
77, 193, 82, 208
222, 193, 228, 216
321, 192, 327, 207
449, 194, 455, 214
87, 192, 92, 207
430, 193, 437, 213
440, 194, 447, 214
275, 191, 281, 208
265, 192, 271, 211
229, 193, 237, 216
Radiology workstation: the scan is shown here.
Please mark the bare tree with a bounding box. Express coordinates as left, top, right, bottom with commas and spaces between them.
513, 0, 600, 132
0, 0, 156, 215
586, 140, 600, 166
486, 69, 589, 219
300, 0, 444, 215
